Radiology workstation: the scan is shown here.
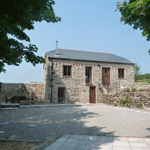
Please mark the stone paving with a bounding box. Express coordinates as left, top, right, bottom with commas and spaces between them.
45, 134, 150, 150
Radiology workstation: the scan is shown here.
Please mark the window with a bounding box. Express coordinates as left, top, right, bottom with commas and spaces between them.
118, 69, 124, 78
86, 67, 92, 83
63, 66, 72, 77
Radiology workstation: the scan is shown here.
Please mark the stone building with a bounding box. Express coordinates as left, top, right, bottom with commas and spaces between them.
44, 48, 134, 104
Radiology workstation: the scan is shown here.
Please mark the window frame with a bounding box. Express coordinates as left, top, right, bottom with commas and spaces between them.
63, 65, 72, 77
85, 66, 92, 84
118, 68, 124, 79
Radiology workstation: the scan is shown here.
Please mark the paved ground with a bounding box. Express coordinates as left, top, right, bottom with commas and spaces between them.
45, 134, 150, 150
0, 104, 150, 141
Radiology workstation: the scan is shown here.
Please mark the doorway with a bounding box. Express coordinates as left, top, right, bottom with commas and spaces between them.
58, 88, 65, 104
102, 68, 110, 85
90, 87, 96, 103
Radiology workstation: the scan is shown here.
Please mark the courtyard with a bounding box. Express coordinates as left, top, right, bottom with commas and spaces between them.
0, 104, 150, 141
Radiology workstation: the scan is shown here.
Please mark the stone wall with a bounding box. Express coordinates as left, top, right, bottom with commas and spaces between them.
1, 83, 44, 103
44, 56, 134, 103
121, 84, 150, 92
101, 91, 150, 109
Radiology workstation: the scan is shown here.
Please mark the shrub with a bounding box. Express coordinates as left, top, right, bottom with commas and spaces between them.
124, 88, 130, 92
139, 89, 145, 91
136, 102, 142, 108
132, 88, 136, 92
135, 73, 150, 82
120, 95, 132, 106
114, 103, 117, 106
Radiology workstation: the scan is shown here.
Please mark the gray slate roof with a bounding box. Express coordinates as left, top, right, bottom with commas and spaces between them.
46, 49, 134, 64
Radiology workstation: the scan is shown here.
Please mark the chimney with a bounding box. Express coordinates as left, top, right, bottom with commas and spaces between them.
56, 41, 58, 55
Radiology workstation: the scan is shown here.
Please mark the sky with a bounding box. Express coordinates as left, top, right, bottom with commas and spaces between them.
1, 0, 150, 83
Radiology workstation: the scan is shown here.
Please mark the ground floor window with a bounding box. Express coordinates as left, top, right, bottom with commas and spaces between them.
58, 88, 65, 104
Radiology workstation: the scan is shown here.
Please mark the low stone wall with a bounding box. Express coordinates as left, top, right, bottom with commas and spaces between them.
101, 91, 150, 109
121, 84, 150, 92
1, 83, 44, 103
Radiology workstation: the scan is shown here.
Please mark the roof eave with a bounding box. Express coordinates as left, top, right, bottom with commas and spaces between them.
48, 57, 134, 65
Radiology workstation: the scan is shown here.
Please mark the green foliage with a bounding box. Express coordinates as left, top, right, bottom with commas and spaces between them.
0, 0, 61, 72
114, 103, 117, 106
135, 73, 150, 81
139, 89, 145, 91
120, 95, 132, 106
30, 81, 38, 83
124, 88, 130, 92
116, 0, 150, 44
132, 87, 137, 92
134, 63, 141, 75
136, 102, 142, 108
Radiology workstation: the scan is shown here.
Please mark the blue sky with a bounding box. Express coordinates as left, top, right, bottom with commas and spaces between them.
1, 0, 150, 83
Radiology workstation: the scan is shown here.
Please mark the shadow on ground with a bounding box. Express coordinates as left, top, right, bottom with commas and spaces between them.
0, 106, 115, 141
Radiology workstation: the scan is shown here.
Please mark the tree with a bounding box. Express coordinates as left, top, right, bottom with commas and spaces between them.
116, 0, 150, 49
0, 0, 61, 73
134, 63, 141, 75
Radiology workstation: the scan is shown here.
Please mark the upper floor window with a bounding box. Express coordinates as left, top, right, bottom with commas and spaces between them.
86, 67, 92, 83
118, 68, 124, 78
63, 66, 72, 77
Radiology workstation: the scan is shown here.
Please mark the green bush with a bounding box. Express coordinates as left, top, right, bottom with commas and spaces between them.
120, 95, 132, 106
136, 102, 142, 108
139, 89, 145, 91
135, 73, 150, 82
114, 103, 117, 106
124, 88, 130, 92
132, 88, 136, 92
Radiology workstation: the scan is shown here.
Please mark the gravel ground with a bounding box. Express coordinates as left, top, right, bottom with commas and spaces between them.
0, 104, 150, 141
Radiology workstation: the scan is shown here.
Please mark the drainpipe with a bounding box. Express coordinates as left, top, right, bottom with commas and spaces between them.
50, 58, 53, 103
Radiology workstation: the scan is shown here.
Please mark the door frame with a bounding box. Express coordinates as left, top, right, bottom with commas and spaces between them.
89, 86, 96, 103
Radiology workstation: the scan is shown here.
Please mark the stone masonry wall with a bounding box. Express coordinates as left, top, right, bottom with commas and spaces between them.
44, 56, 134, 103
101, 91, 150, 109
1, 83, 44, 102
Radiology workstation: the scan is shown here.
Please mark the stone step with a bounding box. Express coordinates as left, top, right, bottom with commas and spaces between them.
0, 102, 20, 107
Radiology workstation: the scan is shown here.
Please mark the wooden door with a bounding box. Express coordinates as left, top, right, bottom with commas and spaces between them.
90, 87, 96, 103
102, 68, 110, 85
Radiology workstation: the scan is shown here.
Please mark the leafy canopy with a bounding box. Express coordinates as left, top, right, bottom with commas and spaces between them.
0, 0, 61, 73
134, 63, 141, 75
116, 0, 150, 54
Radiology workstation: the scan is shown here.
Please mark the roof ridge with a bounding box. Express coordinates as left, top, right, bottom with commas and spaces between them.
58, 48, 113, 55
